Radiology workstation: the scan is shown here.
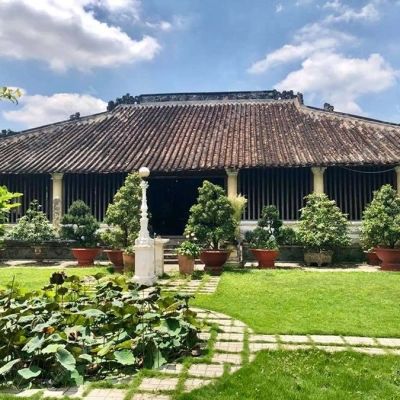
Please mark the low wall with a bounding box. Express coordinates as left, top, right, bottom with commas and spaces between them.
243, 245, 366, 263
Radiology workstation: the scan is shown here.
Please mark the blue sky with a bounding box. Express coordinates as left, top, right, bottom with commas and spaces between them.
0, 0, 399, 131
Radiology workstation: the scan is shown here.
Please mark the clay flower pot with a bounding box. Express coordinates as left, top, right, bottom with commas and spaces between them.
374, 248, 400, 271
122, 252, 135, 273
199, 250, 230, 275
104, 249, 124, 272
251, 249, 279, 269
71, 248, 102, 266
364, 251, 380, 266
178, 254, 195, 274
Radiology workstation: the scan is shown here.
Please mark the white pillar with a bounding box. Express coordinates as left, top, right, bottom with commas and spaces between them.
311, 167, 327, 194
132, 168, 156, 286
154, 238, 170, 277
51, 173, 64, 229
225, 168, 239, 197
395, 166, 400, 196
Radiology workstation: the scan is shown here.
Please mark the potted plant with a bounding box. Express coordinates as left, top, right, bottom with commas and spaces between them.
0, 185, 22, 259
103, 173, 141, 271
122, 245, 135, 273
60, 200, 101, 266
245, 205, 282, 268
185, 181, 237, 275
361, 184, 400, 270
8, 200, 57, 262
297, 192, 350, 266
176, 233, 201, 274
100, 228, 126, 272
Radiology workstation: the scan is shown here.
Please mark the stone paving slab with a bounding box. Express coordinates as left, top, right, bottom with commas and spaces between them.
214, 341, 244, 352
139, 377, 179, 391
316, 345, 347, 353
217, 333, 244, 341
132, 394, 171, 400
188, 364, 225, 378
86, 389, 128, 400
212, 353, 242, 364
249, 334, 277, 342
352, 347, 388, 355
310, 335, 345, 344
249, 342, 278, 352
376, 338, 400, 347
282, 344, 313, 350
158, 363, 184, 374
280, 335, 310, 343
184, 378, 213, 392
344, 336, 376, 346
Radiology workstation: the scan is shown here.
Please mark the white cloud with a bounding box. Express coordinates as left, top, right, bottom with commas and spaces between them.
145, 21, 173, 31
275, 53, 398, 114
276, 4, 284, 13
0, 0, 161, 72
323, 2, 380, 23
3, 92, 107, 128
295, 0, 314, 5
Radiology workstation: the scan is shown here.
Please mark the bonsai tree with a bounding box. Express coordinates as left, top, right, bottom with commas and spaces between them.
60, 200, 100, 248
9, 200, 57, 243
245, 205, 282, 250
185, 181, 237, 249
297, 192, 350, 252
0, 185, 22, 249
361, 184, 400, 249
103, 173, 142, 250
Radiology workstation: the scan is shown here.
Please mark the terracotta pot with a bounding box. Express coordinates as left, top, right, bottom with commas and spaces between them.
199, 250, 230, 275
178, 254, 195, 274
365, 251, 380, 266
70, 248, 102, 266
303, 251, 333, 267
374, 248, 400, 271
104, 249, 124, 272
251, 249, 279, 269
122, 252, 135, 273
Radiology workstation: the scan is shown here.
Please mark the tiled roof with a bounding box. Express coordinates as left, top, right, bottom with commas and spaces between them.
0, 96, 399, 173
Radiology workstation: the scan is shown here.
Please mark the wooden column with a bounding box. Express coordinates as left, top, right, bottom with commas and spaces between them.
225, 168, 239, 197
395, 166, 400, 195
311, 167, 327, 194
51, 173, 64, 228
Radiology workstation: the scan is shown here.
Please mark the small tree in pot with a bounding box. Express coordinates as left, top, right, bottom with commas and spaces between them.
361, 184, 400, 270
245, 205, 282, 268
176, 234, 201, 275
60, 200, 101, 266
9, 200, 57, 262
297, 192, 350, 266
185, 181, 237, 274
102, 173, 142, 272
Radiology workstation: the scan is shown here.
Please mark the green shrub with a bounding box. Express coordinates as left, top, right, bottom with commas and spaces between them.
9, 200, 57, 243
60, 200, 100, 248
185, 181, 237, 249
361, 184, 400, 249
297, 192, 350, 252
0, 185, 22, 243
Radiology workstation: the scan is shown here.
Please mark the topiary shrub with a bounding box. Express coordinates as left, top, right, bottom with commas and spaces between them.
361, 184, 400, 249
60, 200, 100, 248
102, 173, 142, 250
185, 181, 237, 250
297, 192, 350, 252
9, 200, 57, 244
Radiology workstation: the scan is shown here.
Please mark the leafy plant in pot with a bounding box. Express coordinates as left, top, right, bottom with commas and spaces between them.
297, 192, 350, 266
103, 173, 141, 272
176, 233, 201, 274
60, 200, 101, 266
361, 184, 400, 271
8, 200, 57, 262
245, 205, 282, 268
185, 181, 237, 275
0, 185, 22, 258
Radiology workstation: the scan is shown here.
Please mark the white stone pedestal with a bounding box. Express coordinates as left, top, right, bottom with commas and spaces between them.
154, 238, 170, 277
132, 241, 156, 286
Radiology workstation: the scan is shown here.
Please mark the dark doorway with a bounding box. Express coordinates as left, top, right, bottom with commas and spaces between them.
147, 177, 225, 236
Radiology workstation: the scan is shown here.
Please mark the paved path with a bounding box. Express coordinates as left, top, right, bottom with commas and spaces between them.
3, 307, 400, 399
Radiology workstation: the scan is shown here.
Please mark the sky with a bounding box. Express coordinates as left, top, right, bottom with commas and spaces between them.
0, 0, 399, 132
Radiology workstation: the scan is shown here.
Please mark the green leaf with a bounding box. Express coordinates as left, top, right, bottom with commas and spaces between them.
57, 287, 68, 296
18, 366, 41, 380
55, 348, 76, 371
78, 354, 93, 363
69, 368, 84, 386
42, 344, 64, 354
78, 309, 106, 317
98, 342, 114, 357
0, 359, 21, 375
22, 334, 45, 353
114, 350, 136, 366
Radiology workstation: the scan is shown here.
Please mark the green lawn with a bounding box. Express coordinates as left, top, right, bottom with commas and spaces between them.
178, 350, 400, 400
0, 266, 113, 291
192, 269, 400, 337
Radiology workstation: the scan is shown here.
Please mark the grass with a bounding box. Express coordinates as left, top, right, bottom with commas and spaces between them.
192, 269, 400, 337
0, 265, 114, 291
177, 350, 400, 400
